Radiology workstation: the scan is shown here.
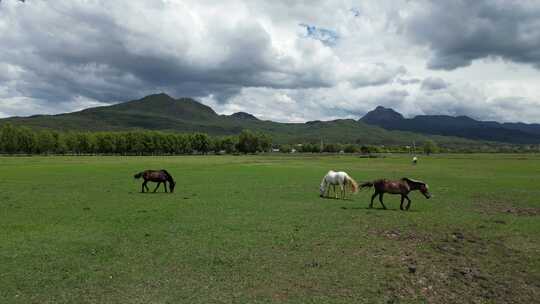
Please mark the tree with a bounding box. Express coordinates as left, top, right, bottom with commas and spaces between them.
258, 133, 272, 152
344, 144, 358, 153
0, 124, 20, 153
191, 133, 210, 154
77, 133, 94, 154
217, 136, 237, 154
323, 143, 341, 153
95, 133, 115, 154
175, 134, 192, 154
279, 144, 292, 153
237, 130, 259, 154
36, 130, 56, 154
423, 140, 439, 155
18, 127, 36, 153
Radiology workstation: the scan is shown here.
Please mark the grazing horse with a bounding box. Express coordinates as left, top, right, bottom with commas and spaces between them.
134, 169, 176, 193
360, 178, 430, 210
320, 170, 359, 199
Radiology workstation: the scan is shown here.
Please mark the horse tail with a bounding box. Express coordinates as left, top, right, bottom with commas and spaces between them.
345, 175, 359, 193
134, 172, 144, 179
360, 181, 373, 189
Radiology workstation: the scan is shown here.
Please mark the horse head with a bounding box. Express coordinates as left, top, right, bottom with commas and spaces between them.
419, 183, 431, 199
169, 181, 176, 193
404, 178, 431, 199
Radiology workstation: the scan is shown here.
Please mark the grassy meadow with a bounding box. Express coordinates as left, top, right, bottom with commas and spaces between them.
1, 154, 539, 303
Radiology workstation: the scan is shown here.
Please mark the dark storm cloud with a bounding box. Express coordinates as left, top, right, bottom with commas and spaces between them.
406, 1, 540, 70
0, 1, 340, 111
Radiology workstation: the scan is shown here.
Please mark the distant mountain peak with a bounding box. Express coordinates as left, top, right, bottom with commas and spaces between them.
105, 93, 217, 120
229, 112, 259, 120
359, 105, 540, 144
139, 92, 175, 101
361, 106, 404, 123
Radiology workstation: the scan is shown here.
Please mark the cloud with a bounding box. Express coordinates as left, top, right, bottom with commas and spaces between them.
200, 84, 410, 123
395, 77, 421, 85
405, 1, 540, 70
420, 77, 448, 91
0, 1, 405, 112
0, 0, 539, 124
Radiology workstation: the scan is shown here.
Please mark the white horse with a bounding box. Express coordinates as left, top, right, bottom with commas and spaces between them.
319, 170, 359, 199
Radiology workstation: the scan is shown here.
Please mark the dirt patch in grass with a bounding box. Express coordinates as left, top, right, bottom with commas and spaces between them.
474, 200, 540, 216
371, 228, 540, 303
370, 228, 433, 243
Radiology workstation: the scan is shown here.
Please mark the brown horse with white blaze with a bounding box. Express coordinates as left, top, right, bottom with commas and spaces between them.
360, 178, 431, 210
134, 169, 176, 193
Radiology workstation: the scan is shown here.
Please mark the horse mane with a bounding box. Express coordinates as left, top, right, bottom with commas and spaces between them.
160, 169, 174, 182
402, 177, 425, 186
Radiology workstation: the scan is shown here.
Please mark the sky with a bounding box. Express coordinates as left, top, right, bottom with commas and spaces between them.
1, 0, 540, 123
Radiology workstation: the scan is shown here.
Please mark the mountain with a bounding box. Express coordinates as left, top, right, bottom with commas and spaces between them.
0, 94, 496, 146
361, 106, 404, 124
360, 106, 540, 144
228, 112, 259, 121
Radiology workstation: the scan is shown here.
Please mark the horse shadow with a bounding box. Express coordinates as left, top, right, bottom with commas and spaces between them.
340, 206, 418, 212
320, 196, 355, 201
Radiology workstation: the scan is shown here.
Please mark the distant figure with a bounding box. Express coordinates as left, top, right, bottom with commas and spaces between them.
360, 178, 430, 211
320, 170, 359, 199
412, 156, 418, 165
134, 169, 176, 193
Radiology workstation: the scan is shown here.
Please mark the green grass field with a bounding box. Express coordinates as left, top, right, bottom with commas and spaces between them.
1, 154, 539, 303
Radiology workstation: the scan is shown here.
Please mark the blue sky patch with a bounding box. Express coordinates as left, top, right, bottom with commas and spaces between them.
299, 23, 339, 46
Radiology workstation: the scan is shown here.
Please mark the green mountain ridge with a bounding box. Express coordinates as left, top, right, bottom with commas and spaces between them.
361, 106, 540, 144
0, 93, 489, 146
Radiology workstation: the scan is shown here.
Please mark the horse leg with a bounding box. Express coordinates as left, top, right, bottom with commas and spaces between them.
379, 193, 387, 209
325, 184, 329, 197
370, 192, 378, 208
400, 195, 405, 211
340, 184, 345, 200
405, 196, 412, 211
333, 184, 337, 199
324, 183, 329, 198
153, 182, 161, 193
142, 180, 148, 193
164, 182, 168, 193
144, 180, 150, 192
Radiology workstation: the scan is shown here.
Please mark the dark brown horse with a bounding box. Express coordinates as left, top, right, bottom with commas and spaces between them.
134, 169, 176, 193
360, 178, 430, 210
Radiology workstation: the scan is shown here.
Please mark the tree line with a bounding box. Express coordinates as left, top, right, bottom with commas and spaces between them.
0, 124, 271, 155
278, 140, 440, 154
2, 123, 536, 155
